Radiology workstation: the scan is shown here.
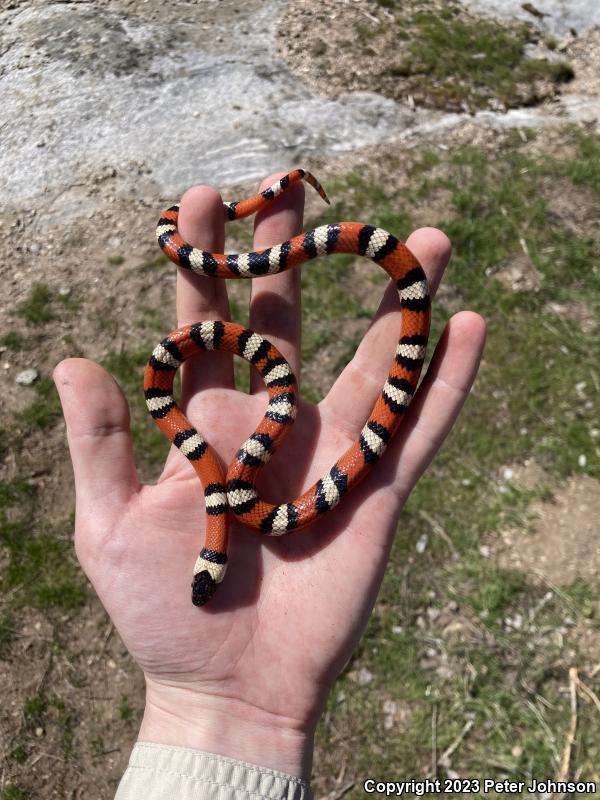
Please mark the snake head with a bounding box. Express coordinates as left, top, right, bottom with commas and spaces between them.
191, 571, 217, 606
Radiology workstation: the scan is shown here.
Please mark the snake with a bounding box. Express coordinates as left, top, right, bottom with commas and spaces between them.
144, 169, 431, 606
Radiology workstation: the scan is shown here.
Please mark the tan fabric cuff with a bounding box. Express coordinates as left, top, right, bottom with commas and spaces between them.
115, 741, 313, 800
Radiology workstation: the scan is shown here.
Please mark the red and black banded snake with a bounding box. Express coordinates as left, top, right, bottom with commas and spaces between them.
144, 169, 431, 606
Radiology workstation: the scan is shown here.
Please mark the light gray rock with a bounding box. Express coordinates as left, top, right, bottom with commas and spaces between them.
16, 368, 39, 385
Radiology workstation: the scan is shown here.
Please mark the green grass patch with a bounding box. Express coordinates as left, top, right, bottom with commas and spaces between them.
566, 134, 600, 194
0, 514, 86, 610
17, 284, 55, 324
320, 0, 575, 113
23, 692, 48, 723
54, 696, 76, 756
0, 332, 25, 350
534, 128, 600, 197
436, 142, 599, 479
441, 144, 600, 307
17, 284, 80, 325
17, 376, 63, 430
5, 690, 78, 775
103, 348, 170, 469
465, 563, 528, 626
561, 578, 599, 618
0, 786, 31, 800
9, 745, 28, 765
138, 251, 171, 273
119, 695, 135, 722
396, 9, 572, 111
0, 478, 35, 509
0, 612, 15, 655
0, 479, 85, 611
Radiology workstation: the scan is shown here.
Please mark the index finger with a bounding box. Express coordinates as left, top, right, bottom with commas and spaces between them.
175, 183, 234, 391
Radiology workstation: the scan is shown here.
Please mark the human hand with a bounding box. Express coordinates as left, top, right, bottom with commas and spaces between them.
53, 172, 486, 779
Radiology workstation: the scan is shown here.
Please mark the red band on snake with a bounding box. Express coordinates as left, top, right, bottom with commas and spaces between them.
144, 169, 431, 606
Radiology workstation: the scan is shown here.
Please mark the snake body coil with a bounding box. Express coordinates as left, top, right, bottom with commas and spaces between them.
144, 169, 431, 606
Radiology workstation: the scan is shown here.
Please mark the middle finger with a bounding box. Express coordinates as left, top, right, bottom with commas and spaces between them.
248, 171, 305, 393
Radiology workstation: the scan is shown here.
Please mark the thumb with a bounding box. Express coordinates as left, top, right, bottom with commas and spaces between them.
53, 358, 140, 517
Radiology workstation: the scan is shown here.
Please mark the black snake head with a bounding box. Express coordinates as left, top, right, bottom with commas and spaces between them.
191, 571, 217, 606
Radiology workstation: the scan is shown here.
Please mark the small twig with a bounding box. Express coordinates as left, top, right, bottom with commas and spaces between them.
486, 758, 522, 774
100, 622, 114, 654
418, 510, 460, 560
356, 7, 380, 24
438, 720, 474, 768
529, 591, 554, 623
557, 668, 578, 783
576, 677, 600, 715
589, 663, 600, 678
0, 581, 26, 603
29, 750, 69, 767
431, 703, 438, 780
99, 747, 121, 757
526, 699, 560, 766
324, 781, 355, 800
531, 571, 580, 618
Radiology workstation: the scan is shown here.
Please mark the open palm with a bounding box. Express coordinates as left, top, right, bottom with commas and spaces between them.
54, 172, 485, 777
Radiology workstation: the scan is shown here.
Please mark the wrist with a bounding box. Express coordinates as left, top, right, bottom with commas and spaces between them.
138, 678, 315, 780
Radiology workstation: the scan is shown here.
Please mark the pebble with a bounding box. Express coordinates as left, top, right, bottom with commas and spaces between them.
382, 699, 397, 715
357, 667, 373, 686
415, 533, 428, 553
504, 613, 523, 630
16, 368, 38, 385
382, 699, 397, 730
